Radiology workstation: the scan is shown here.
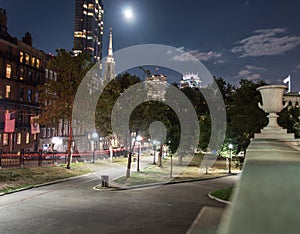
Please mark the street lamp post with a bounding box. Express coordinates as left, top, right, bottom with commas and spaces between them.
228, 143, 233, 174
153, 140, 157, 165
168, 140, 173, 178
92, 132, 98, 164
136, 135, 142, 172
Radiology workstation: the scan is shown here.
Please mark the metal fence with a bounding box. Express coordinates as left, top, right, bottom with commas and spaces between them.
0, 148, 127, 168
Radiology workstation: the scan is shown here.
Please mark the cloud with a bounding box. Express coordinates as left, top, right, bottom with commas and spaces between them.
169, 47, 223, 62
235, 65, 266, 81
213, 59, 226, 65
245, 65, 266, 72
231, 28, 300, 57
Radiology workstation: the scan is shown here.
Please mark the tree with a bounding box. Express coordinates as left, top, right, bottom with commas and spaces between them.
95, 73, 141, 136
227, 79, 267, 152
279, 106, 300, 138
39, 49, 93, 169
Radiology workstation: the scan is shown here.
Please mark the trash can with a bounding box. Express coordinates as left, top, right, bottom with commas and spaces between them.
101, 175, 109, 187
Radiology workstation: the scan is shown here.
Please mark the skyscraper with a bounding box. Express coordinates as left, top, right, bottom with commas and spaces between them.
73, 0, 104, 63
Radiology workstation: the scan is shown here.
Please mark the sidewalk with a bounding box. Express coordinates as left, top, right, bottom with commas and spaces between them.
0, 152, 240, 195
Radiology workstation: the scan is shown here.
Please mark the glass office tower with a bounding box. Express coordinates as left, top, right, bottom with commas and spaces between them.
73, 0, 104, 62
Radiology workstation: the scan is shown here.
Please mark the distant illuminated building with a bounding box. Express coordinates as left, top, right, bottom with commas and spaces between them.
146, 73, 168, 101
179, 73, 202, 89
283, 93, 300, 108
73, 0, 104, 62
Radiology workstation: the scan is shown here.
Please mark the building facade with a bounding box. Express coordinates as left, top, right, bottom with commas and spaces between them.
73, 0, 104, 63
145, 73, 168, 101
0, 9, 53, 152
179, 73, 202, 89
284, 93, 300, 108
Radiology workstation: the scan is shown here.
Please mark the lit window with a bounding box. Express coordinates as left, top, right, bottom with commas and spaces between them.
25, 132, 30, 144
20, 51, 24, 63
41, 128, 46, 138
3, 133, 8, 146
49, 71, 53, 80
45, 69, 48, 79
25, 54, 30, 65
19, 67, 24, 80
31, 57, 35, 67
33, 134, 37, 141
17, 133, 22, 145
6, 64, 12, 78
27, 90, 32, 102
53, 72, 57, 81
5, 85, 11, 98
36, 59, 40, 69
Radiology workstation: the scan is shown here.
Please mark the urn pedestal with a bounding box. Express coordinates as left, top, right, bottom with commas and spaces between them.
254, 85, 295, 140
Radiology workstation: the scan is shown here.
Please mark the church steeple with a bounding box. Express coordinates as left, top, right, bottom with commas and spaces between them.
108, 27, 113, 57
104, 27, 116, 81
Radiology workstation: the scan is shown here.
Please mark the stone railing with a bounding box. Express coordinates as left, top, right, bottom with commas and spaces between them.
188, 85, 300, 234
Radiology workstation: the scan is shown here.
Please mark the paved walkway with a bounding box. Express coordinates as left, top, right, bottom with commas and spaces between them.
0, 170, 239, 234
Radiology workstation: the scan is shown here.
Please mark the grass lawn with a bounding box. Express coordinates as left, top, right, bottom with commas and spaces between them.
210, 187, 234, 201
112, 154, 237, 187
0, 163, 91, 194
0, 154, 240, 193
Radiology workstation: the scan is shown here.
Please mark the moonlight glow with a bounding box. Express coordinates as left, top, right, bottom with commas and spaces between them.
124, 9, 133, 20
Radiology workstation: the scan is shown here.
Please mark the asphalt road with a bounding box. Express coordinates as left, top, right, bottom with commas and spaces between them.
0, 167, 239, 234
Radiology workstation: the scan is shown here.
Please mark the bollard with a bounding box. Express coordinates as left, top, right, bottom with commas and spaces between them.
38, 149, 42, 166
101, 175, 109, 187
20, 149, 25, 167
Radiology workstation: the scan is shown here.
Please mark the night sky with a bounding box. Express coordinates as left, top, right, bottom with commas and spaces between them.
1, 0, 300, 91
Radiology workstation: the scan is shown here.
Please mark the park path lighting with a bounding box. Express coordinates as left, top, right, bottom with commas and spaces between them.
92, 132, 98, 163
228, 143, 233, 174
136, 135, 143, 172
153, 140, 157, 164
168, 140, 173, 178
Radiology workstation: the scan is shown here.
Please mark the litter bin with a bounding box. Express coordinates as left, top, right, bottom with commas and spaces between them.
101, 175, 109, 187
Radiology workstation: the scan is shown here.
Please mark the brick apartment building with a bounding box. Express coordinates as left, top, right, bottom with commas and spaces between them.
0, 8, 53, 152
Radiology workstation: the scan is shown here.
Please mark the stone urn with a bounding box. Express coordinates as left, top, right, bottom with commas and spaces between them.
254, 84, 296, 140
257, 85, 288, 129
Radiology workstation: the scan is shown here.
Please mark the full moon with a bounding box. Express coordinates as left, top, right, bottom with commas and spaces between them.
124, 9, 133, 19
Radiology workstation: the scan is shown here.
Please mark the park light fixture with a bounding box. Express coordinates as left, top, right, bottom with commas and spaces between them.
136, 135, 143, 172
136, 135, 143, 142
51, 137, 63, 146
92, 132, 98, 139
92, 132, 98, 163
228, 143, 233, 174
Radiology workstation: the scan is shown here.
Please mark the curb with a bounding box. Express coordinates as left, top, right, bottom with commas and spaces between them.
93, 173, 237, 191
208, 192, 231, 205
1, 169, 239, 196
